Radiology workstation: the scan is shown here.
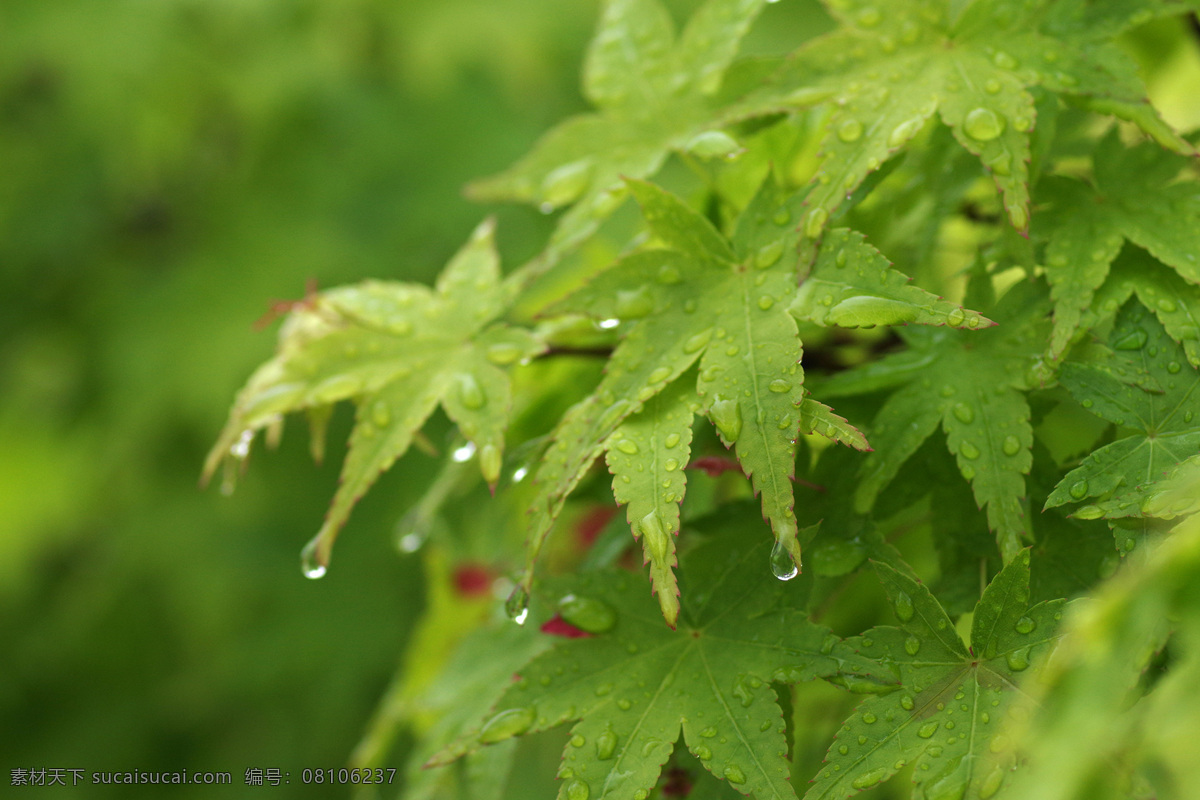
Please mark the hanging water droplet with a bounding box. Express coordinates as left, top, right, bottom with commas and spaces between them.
894, 591, 915, 622
479, 706, 536, 744
710, 396, 743, 443
230, 428, 254, 460
769, 541, 799, 581
1003, 435, 1021, 456
301, 536, 327, 579
963, 108, 1006, 141
505, 585, 530, 625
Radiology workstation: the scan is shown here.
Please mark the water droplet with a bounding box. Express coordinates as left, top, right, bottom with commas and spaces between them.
722, 765, 746, 785
616, 698, 632, 710
946, 307, 966, 328
486, 341, 522, 365
888, 117, 924, 148
700, 726, 717, 738
804, 208, 829, 239
1006, 646, 1030, 671
683, 330, 711, 354
894, 591, 915, 622
565, 779, 590, 800
505, 585, 530, 625
639, 511, 670, 565
694, 744, 712, 760
837, 119, 864, 142
1003, 435, 1021, 456
656, 264, 682, 285
709, 396, 743, 443
851, 768, 888, 789
918, 722, 939, 739
558, 593, 616, 633
616, 287, 654, 319
770, 541, 799, 581
595, 726, 618, 760
479, 444, 501, 484
952, 402, 975, 423
616, 439, 639, 455
905, 636, 921, 656
757, 295, 775, 311
1015, 616, 1036, 634
959, 441, 980, 460
900, 695, 914, 710
1114, 329, 1147, 350
862, 712, 877, 724
755, 240, 784, 269
665, 433, 681, 448
685, 130, 743, 160
457, 373, 486, 410
768, 379, 791, 394
979, 767, 1006, 799
479, 706, 536, 744
301, 536, 327, 579
985, 79, 1002, 94
963, 108, 1006, 141
993, 51, 1018, 69
1168, 361, 1182, 374
540, 160, 592, 209
598, 318, 620, 330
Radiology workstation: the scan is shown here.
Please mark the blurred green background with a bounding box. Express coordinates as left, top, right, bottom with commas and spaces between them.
0, 0, 598, 794
4, 0, 1199, 796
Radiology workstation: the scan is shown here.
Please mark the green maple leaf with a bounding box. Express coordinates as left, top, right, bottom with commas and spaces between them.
203, 221, 542, 572
1081, 249, 1200, 370
742, 0, 1193, 263
1045, 300, 1200, 521
1041, 133, 1200, 362
820, 283, 1048, 561
432, 532, 890, 800
792, 227, 994, 330
807, 550, 1067, 800
468, 0, 773, 268
520, 180, 954, 620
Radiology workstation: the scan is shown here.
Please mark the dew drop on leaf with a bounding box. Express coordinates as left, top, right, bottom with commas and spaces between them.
769, 541, 799, 581
694, 744, 712, 760
959, 441, 981, 460
894, 591, 915, 622
722, 765, 746, 785
1002, 435, 1021, 456
616, 287, 655, 319
768, 379, 790, 393
595, 726, 618, 760
851, 768, 888, 789
1015, 616, 1036, 634
905, 636, 921, 656
710, 396, 743, 443
837, 119, 864, 143
485, 341, 522, 365
558, 593, 616, 634
683, 330, 711, 353
888, 117, 924, 148
946, 307, 966, 327
963, 108, 1006, 141
478, 706, 536, 744
952, 402, 975, 423
616, 439, 639, 455
457, 373, 486, 410
804, 208, 829, 239
1006, 647, 1031, 672
917, 722, 939, 739
565, 779, 590, 800
540, 160, 592, 209
755, 240, 784, 269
